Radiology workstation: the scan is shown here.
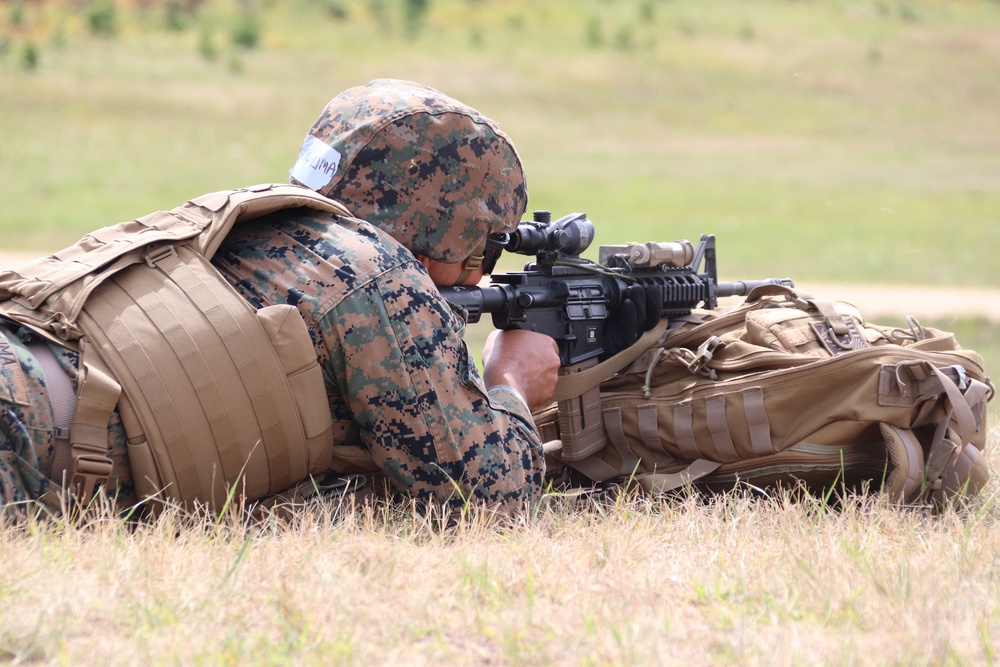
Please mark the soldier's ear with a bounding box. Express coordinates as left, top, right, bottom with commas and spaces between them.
412, 253, 434, 271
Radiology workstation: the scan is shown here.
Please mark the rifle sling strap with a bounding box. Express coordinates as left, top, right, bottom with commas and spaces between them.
551, 318, 671, 403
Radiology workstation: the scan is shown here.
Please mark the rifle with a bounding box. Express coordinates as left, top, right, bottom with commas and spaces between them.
441, 210, 794, 458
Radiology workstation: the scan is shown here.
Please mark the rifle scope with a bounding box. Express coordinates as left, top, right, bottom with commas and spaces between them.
502, 211, 595, 259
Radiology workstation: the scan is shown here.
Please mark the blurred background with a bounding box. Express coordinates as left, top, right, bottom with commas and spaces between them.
2, 0, 998, 357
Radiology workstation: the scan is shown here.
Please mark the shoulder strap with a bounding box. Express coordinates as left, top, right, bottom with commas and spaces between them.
185, 183, 351, 258
0, 184, 349, 340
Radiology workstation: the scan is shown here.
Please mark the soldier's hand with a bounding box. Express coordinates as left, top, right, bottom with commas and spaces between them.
482, 330, 560, 412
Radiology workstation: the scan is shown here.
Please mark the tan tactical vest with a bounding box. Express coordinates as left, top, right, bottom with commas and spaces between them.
0, 184, 351, 512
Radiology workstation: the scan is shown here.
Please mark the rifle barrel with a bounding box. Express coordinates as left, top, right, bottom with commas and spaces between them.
716, 278, 795, 298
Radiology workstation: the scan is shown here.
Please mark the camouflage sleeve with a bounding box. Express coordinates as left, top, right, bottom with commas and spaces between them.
318, 262, 545, 510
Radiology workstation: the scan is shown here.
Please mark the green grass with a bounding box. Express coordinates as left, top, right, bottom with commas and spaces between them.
936, 316, 1000, 377
2, 0, 998, 284
4, 0, 998, 370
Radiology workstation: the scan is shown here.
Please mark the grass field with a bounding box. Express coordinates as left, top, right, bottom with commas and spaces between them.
3, 0, 999, 284
3, 442, 1000, 666
2, 0, 1000, 663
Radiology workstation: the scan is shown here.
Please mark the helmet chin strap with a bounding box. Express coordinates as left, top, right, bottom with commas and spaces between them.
455, 237, 488, 285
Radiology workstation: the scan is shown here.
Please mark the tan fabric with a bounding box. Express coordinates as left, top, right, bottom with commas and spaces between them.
535, 285, 993, 508
0, 185, 349, 511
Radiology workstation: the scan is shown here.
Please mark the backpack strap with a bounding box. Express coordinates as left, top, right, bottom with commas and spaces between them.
634, 459, 724, 495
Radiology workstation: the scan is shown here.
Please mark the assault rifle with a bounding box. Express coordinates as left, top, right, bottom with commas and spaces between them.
441, 210, 793, 459
441, 210, 793, 366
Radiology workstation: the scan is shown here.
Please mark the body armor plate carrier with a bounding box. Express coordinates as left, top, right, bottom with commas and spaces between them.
0, 184, 350, 512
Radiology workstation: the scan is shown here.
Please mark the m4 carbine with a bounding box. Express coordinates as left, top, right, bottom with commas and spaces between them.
442, 210, 793, 366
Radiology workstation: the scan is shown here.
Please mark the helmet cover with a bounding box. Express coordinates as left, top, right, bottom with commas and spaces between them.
290, 78, 527, 263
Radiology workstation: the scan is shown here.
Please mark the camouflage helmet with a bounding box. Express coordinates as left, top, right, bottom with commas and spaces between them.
289, 78, 527, 263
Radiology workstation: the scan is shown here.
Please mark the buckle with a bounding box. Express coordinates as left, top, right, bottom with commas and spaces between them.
668, 336, 724, 380
143, 244, 178, 269
949, 365, 969, 391
825, 316, 856, 351
69, 443, 114, 504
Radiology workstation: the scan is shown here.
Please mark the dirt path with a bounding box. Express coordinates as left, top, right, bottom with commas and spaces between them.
1, 250, 997, 323
790, 283, 1000, 324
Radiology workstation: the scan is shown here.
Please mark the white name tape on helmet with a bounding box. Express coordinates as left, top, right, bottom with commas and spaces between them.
289, 135, 342, 191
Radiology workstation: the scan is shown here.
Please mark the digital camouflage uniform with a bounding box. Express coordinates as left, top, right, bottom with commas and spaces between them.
0, 329, 133, 517
0, 78, 544, 517
212, 211, 544, 508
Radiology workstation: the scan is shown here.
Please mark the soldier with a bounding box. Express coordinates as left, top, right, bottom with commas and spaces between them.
0, 78, 560, 518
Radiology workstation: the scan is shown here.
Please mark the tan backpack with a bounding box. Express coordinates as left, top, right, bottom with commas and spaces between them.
0, 184, 351, 512
535, 284, 993, 507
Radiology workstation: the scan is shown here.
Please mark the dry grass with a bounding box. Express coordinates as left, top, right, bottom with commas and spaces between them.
2, 418, 998, 666
2, 2, 1000, 664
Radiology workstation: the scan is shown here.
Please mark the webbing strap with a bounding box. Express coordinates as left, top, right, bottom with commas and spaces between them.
636, 459, 723, 495
23, 342, 76, 430
930, 365, 977, 445
552, 318, 670, 402
65, 341, 120, 503
637, 404, 662, 452
601, 407, 640, 475
706, 393, 739, 462
913, 365, 986, 498
28, 340, 77, 492
673, 400, 702, 461
926, 417, 960, 490
742, 387, 774, 456
963, 378, 991, 434
565, 452, 621, 482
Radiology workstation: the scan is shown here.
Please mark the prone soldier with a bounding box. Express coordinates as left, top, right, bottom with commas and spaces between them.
0, 78, 563, 518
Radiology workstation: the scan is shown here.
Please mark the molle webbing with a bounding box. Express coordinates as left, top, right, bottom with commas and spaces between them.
0, 184, 350, 338
0, 184, 349, 510
536, 284, 992, 508
80, 249, 317, 508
